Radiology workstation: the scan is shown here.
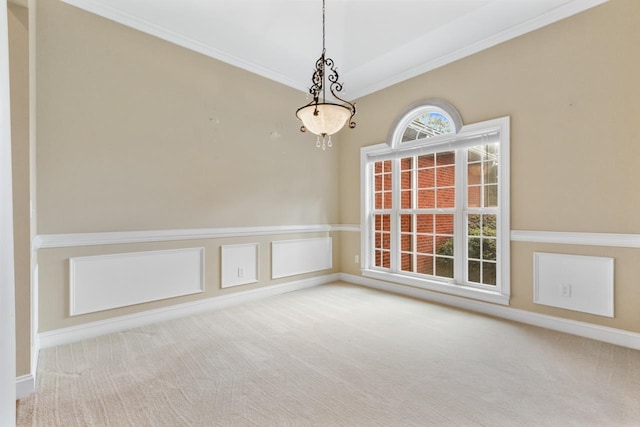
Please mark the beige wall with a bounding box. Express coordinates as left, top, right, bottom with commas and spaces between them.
34, 0, 341, 335
8, 3, 31, 377
339, 0, 640, 332
36, 0, 339, 234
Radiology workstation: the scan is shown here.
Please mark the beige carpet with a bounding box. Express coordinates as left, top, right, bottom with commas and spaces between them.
16, 283, 640, 426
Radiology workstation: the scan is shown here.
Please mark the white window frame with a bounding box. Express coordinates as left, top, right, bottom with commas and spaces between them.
361, 113, 510, 305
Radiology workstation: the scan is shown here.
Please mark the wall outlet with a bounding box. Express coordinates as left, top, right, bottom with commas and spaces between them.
237, 267, 244, 278
354, 255, 359, 264
560, 283, 572, 298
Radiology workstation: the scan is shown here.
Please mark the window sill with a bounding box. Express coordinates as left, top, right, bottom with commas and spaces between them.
362, 269, 510, 306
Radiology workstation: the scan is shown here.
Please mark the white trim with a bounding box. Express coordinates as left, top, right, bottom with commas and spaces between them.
0, 1, 16, 423
39, 274, 338, 349
33, 224, 338, 250
221, 243, 259, 288
15, 374, 34, 399
533, 252, 614, 318
58, 0, 306, 92
511, 230, 640, 248
362, 269, 509, 306
69, 248, 205, 316
271, 237, 332, 279
340, 273, 640, 351
348, 0, 609, 99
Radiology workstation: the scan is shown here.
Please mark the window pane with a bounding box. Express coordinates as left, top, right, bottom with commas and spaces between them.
417, 235, 433, 254
401, 234, 412, 251
436, 151, 455, 166
382, 233, 390, 250
485, 143, 498, 157
436, 236, 453, 258
417, 189, 435, 209
483, 262, 497, 286
436, 187, 455, 208
416, 214, 433, 233
483, 238, 496, 261
383, 173, 392, 191
468, 186, 481, 208
417, 255, 434, 275
384, 192, 393, 209
401, 190, 412, 209
401, 253, 412, 272
436, 166, 455, 187
401, 157, 412, 171
468, 214, 481, 236
418, 154, 435, 168
400, 214, 412, 233
382, 251, 391, 269
401, 112, 455, 143
435, 257, 454, 278
417, 168, 434, 189
484, 161, 498, 185
382, 215, 390, 231
467, 163, 481, 185
468, 260, 481, 283
484, 185, 498, 207
401, 170, 412, 189
482, 214, 497, 236
375, 174, 382, 192
468, 147, 483, 162
382, 160, 392, 173
468, 237, 481, 259
435, 214, 454, 236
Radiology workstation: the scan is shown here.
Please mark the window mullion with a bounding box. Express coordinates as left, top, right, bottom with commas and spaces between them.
454, 147, 466, 284
411, 157, 417, 273
390, 158, 400, 273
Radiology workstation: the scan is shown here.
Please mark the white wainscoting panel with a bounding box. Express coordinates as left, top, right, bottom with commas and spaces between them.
533, 252, 614, 317
221, 243, 259, 288
272, 237, 332, 279
70, 248, 205, 316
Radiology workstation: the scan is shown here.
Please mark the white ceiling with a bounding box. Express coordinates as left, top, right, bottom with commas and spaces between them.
57, 0, 607, 99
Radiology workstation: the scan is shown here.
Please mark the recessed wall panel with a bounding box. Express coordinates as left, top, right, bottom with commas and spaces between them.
272, 237, 332, 279
533, 252, 614, 317
70, 248, 205, 316
221, 243, 259, 288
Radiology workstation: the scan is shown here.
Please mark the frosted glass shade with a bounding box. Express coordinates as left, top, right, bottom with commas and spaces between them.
296, 103, 352, 136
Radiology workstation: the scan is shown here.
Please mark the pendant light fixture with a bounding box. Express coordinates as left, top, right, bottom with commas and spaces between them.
296, 0, 356, 150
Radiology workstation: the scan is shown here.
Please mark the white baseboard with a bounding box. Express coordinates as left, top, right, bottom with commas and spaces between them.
16, 374, 34, 399
340, 273, 640, 351
39, 274, 339, 349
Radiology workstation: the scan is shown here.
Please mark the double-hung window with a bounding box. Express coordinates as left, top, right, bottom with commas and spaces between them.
361, 102, 510, 304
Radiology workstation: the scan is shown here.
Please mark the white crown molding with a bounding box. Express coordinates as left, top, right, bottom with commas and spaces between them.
33, 224, 340, 250
39, 274, 338, 349
511, 230, 640, 248
58, 0, 306, 92
348, 0, 609, 99
340, 273, 640, 351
